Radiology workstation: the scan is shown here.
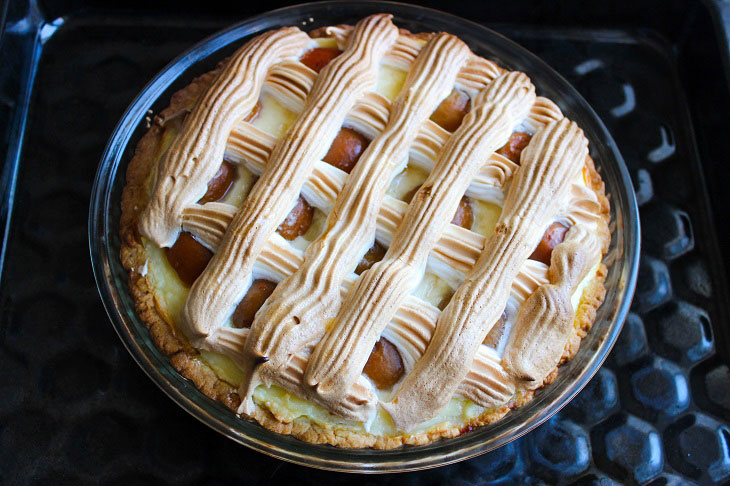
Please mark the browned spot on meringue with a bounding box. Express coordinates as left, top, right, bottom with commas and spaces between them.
355, 241, 386, 275
323, 127, 369, 174
277, 196, 314, 240
430, 89, 470, 132
198, 160, 236, 204
530, 221, 570, 266
165, 232, 213, 287
363, 337, 405, 390
307, 28, 329, 39
497, 132, 532, 164
243, 100, 262, 123
483, 311, 508, 348
451, 196, 473, 230
403, 184, 433, 203
437, 293, 452, 311
300, 47, 342, 73
232, 279, 277, 328
403, 184, 421, 204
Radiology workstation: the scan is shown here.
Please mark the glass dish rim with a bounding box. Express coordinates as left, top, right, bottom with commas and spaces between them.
89, 0, 640, 473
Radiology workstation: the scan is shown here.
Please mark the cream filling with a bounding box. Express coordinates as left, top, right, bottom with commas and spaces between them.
386, 164, 429, 201
471, 199, 502, 238
374, 65, 408, 102
314, 37, 338, 49
220, 165, 256, 208
139, 47, 603, 437
412, 271, 453, 309
251, 93, 298, 139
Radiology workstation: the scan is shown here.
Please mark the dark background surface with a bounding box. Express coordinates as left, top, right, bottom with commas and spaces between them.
1, 0, 730, 484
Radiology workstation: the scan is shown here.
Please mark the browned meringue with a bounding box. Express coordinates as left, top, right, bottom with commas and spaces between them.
135, 14, 609, 435
503, 224, 601, 387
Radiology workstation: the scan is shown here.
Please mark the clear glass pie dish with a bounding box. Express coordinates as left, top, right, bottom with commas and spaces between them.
89, 0, 640, 473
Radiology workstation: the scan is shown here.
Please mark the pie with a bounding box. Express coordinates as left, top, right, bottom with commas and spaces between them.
120, 14, 610, 449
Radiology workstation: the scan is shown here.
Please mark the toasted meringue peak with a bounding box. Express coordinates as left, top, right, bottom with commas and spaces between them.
503, 224, 601, 388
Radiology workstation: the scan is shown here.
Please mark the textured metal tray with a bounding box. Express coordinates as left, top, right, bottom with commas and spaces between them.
1, 0, 729, 484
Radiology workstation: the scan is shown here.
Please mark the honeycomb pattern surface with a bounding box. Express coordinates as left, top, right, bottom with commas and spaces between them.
1, 11, 728, 486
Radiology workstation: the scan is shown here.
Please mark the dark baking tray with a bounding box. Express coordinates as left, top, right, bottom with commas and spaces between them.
1, 0, 729, 484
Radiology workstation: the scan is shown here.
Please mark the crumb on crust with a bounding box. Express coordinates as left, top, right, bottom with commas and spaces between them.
118, 29, 611, 449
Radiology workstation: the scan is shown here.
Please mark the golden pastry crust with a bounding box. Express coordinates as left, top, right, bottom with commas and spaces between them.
119, 28, 611, 449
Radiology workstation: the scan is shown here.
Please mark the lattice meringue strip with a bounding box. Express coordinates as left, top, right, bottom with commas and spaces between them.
457, 56, 505, 96
303, 72, 537, 408
383, 117, 589, 432
262, 41, 417, 113
240, 34, 474, 410
463, 154, 519, 203
326, 25, 426, 71
343, 93, 392, 139
385, 34, 426, 70
265, 346, 378, 421
510, 259, 551, 301
181, 202, 236, 250
375, 198, 486, 276
380, 299, 441, 372
502, 224, 601, 388
181, 14, 399, 345
257, 233, 303, 281
139, 27, 311, 248
204, 327, 378, 423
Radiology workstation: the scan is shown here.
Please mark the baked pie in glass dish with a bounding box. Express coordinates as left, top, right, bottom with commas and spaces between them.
90, 3, 640, 468
119, 12, 611, 449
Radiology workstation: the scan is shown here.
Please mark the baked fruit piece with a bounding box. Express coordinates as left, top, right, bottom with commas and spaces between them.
120, 14, 611, 448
